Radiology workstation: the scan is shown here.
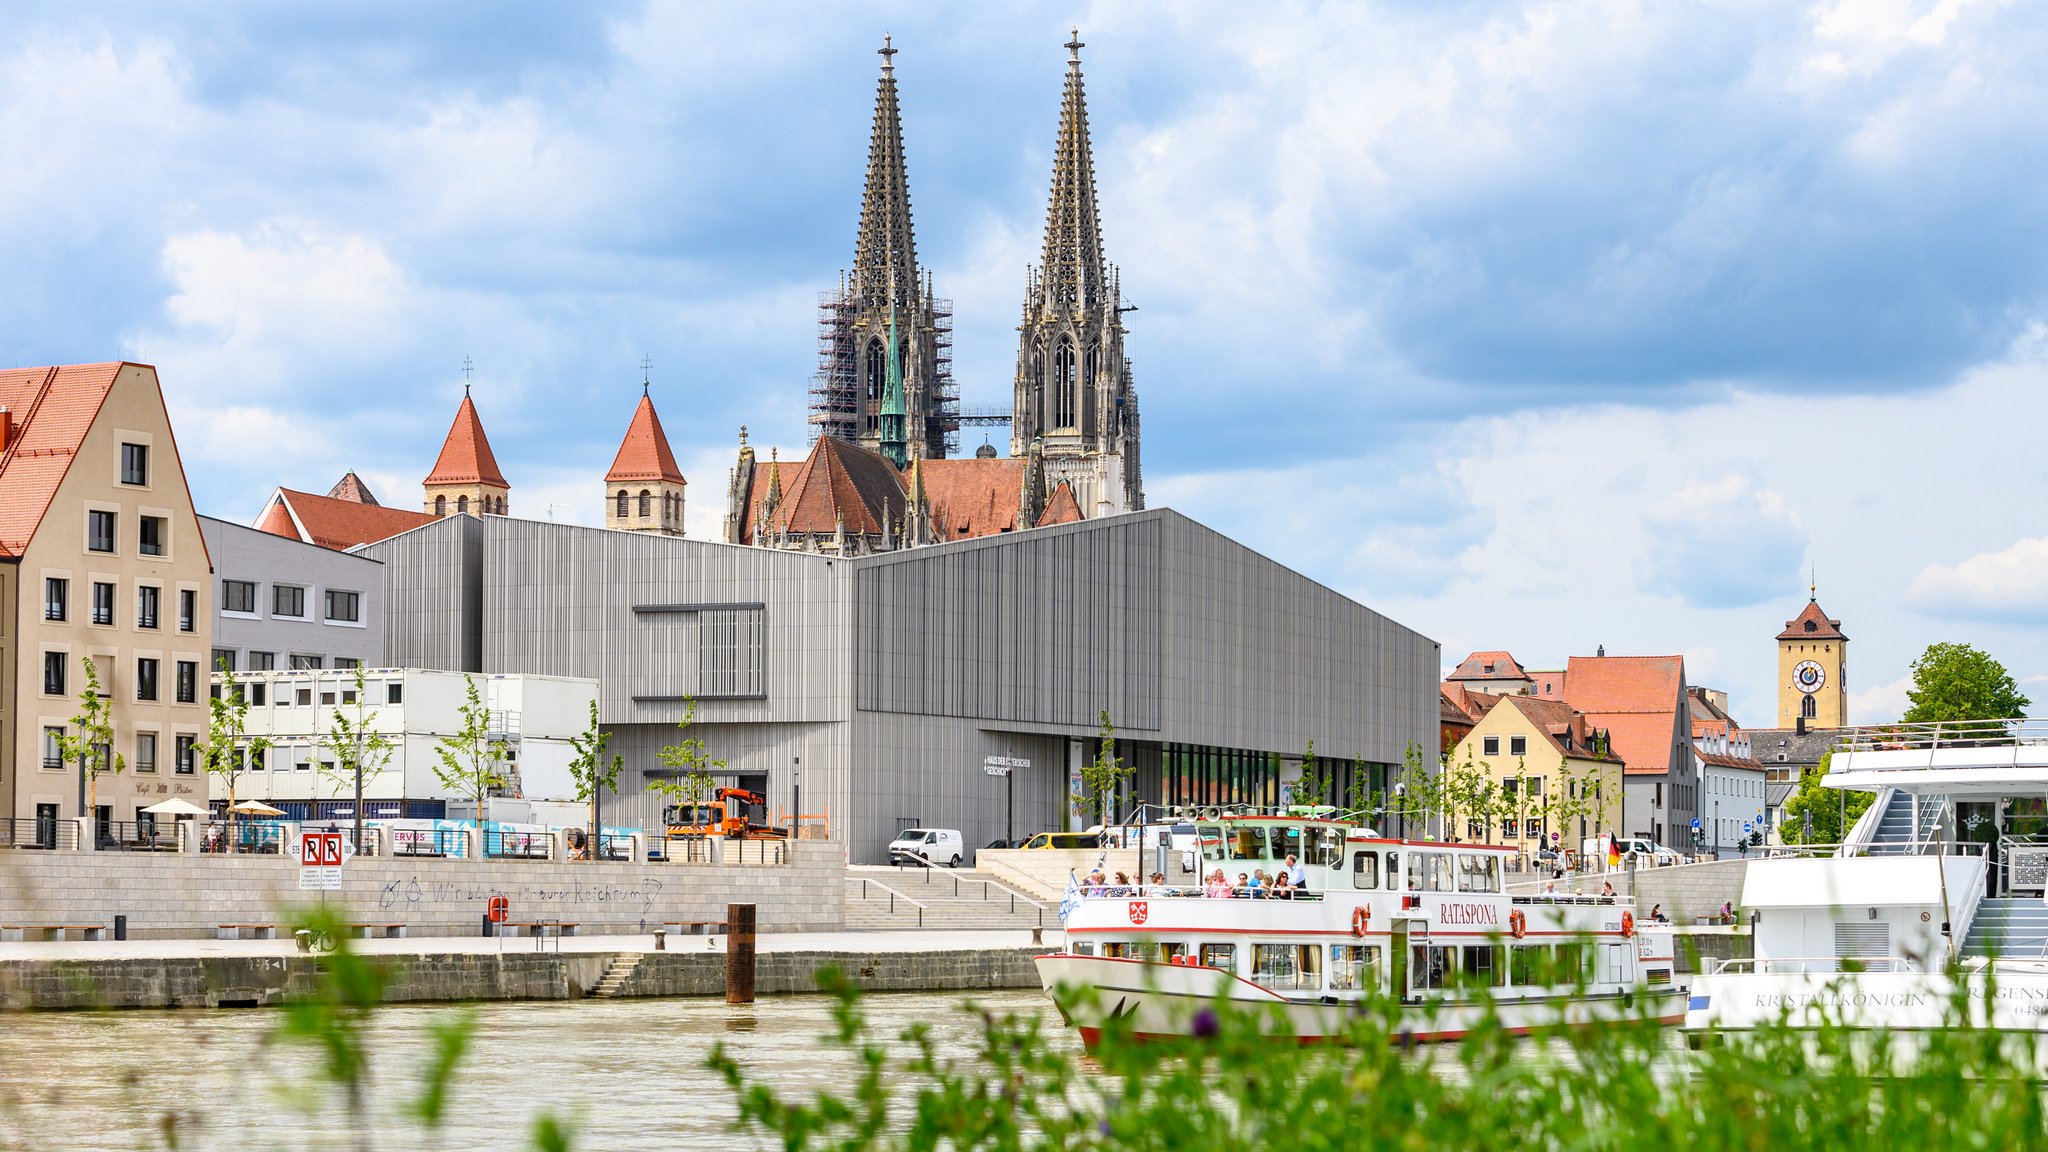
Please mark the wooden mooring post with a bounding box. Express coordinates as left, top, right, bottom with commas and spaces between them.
726, 903, 757, 1004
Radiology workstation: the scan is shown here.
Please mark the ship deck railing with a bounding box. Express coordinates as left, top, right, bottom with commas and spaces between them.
1705, 956, 1924, 975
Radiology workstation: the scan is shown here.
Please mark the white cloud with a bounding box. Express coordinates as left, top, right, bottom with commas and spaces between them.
1851, 673, 1914, 725
1636, 475, 1807, 609
1905, 534, 2048, 623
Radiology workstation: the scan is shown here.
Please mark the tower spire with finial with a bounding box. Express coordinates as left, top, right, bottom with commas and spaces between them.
1810, 565, 1817, 602
641, 354, 652, 396
462, 354, 474, 397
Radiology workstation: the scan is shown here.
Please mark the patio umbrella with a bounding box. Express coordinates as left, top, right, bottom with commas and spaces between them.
141, 798, 209, 817
229, 799, 287, 817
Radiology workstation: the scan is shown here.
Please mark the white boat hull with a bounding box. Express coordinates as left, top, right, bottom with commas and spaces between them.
1036, 954, 1685, 1046
1685, 968, 2048, 1035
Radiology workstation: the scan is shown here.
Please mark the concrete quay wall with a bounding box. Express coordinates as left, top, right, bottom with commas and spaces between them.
0, 842, 845, 939
0, 947, 1045, 1012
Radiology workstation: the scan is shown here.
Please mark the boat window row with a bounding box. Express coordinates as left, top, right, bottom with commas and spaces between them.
1077, 939, 1634, 993
1347, 849, 1502, 893
1200, 824, 1347, 866
1414, 942, 1629, 989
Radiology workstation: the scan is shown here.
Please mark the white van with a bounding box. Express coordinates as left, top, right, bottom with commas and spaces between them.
888, 827, 964, 868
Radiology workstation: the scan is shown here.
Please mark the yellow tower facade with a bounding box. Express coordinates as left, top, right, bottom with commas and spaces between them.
1776, 597, 1848, 728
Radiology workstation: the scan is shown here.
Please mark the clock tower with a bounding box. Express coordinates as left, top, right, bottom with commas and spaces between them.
1776, 591, 1848, 729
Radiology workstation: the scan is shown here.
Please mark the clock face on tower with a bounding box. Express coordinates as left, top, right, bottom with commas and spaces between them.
1793, 660, 1827, 695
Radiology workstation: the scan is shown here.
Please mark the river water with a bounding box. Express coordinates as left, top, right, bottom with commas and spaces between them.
0, 990, 1072, 1152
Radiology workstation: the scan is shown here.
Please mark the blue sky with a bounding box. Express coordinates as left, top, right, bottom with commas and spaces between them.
3, 1, 2045, 727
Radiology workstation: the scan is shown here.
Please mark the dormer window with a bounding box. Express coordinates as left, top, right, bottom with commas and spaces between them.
1804, 620, 1816, 633
1482, 663, 1495, 674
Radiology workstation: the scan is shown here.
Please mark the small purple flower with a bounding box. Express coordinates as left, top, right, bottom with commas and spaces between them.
1099, 1119, 1114, 1137
1192, 1008, 1220, 1038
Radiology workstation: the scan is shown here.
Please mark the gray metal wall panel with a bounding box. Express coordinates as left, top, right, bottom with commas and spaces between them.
200, 516, 385, 670
355, 515, 481, 671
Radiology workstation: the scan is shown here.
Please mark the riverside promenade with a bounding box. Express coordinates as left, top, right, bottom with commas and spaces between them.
0, 928, 1059, 1011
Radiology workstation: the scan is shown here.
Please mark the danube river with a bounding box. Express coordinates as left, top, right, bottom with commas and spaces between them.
0, 990, 1071, 1151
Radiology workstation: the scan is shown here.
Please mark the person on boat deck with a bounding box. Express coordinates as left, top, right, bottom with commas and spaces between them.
1248, 869, 1269, 898
1112, 871, 1133, 896
1148, 871, 1167, 895
1601, 881, 1616, 897
1650, 904, 1669, 923
1271, 872, 1294, 900
1284, 853, 1308, 891
1235, 871, 1252, 897
1086, 871, 1108, 896
1206, 869, 1233, 898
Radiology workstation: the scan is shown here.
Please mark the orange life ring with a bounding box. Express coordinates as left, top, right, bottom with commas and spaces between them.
1620, 910, 1635, 939
1351, 904, 1371, 937
1508, 908, 1527, 940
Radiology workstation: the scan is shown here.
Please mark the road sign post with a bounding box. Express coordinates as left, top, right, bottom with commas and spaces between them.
290, 829, 354, 891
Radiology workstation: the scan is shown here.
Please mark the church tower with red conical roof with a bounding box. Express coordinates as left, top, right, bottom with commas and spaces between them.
605, 379, 687, 536
422, 381, 510, 518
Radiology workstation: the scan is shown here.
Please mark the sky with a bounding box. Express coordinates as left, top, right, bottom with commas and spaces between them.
2, 0, 2045, 729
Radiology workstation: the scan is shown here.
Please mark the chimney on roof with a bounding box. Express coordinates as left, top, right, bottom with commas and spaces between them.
1795, 715, 1807, 737
1597, 644, 1606, 657
0, 406, 11, 452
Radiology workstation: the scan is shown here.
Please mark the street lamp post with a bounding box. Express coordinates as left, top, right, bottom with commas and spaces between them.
792, 756, 801, 840
1394, 782, 1407, 842
1714, 799, 1720, 860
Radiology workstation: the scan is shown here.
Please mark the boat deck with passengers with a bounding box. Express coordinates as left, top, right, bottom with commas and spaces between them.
1037, 809, 1681, 1045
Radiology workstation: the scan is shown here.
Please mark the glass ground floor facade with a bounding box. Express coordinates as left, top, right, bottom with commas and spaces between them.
1101, 739, 1395, 817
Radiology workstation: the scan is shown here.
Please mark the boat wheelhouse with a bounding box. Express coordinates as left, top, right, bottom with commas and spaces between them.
1686, 721, 2048, 1043
1038, 813, 1681, 1045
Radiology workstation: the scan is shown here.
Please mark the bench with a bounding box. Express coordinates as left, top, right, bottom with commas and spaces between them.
1, 924, 107, 942
501, 921, 578, 937
216, 923, 277, 940
663, 920, 729, 936
349, 923, 408, 939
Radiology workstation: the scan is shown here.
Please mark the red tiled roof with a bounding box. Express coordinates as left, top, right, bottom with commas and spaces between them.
605, 394, 685, 485
735, 452, 812, 545
1495, 695, 1626, 766
1560, 654, 1687, 776
0, 363, 124, 556
1035, 479, 1083, 527
920, 457, 1026, 538
1448, 650, 1530, 682
1777, 599, 1847, 641
424, 394, 508, 487
326, 471, 381, 505
1696, 749, 1762, 771
257, 487, 438, 552
778, 437, 904, 536
1438, 682, 1493, 723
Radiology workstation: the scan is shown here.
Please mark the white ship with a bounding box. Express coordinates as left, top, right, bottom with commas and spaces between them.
1036, 812, 1682, 1046
1686, 721, 2048, 1042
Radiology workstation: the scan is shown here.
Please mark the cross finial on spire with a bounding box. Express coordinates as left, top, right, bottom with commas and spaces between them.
1066, 27, 1084, 65
640, 354, 652, 395
1810, 565, 1817, 602
462, 355, 474, 396
739, 424, 749, 447
879, 33, 896, 74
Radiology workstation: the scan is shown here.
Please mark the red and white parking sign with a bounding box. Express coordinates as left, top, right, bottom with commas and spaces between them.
293, 830, 353, 890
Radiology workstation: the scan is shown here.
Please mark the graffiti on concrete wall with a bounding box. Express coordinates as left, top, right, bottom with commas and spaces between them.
375, 874, 667, 914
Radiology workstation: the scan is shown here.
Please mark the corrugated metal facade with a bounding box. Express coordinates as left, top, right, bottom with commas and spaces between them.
365, 509, 1436, 861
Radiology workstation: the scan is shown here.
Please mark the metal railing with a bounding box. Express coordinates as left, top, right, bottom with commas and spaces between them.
1832, 720, 2048, 755
201, 821, 290, 854
596, 832, 634, 861
847, 876, 927, 927
1707, 956, 1923, 975
93, 821, 180, 852
894, 867, 1050, 925
659, 835, 787, 866
391, 827, 467, 858
0, 817, 77, 851
483, 829, 552, 859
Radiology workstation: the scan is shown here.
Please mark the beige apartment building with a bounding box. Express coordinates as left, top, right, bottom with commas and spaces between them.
1446, 693, 1627, 861
0, 363, 212, 840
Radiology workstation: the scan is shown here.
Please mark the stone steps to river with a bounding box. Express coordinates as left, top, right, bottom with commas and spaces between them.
844, 869, 1050, 932
589, 953, 642, 998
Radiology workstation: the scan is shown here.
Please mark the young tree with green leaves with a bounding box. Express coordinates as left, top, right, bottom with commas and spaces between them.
1903, 641, 2030, 726
202, 662, 272, 854
324, 667, 395, 850
55, 656, 124, 831
568, 699, 623, 860
1288, 740, 1333, 808
432, 675, 506, 829
1778, 752, 1872, 845
1077, 710, 1133, 828
652, 697, 724, 836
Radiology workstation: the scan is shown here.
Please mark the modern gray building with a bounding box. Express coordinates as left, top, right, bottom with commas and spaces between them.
199, 515, 384, 675
360, 510, 1438, 862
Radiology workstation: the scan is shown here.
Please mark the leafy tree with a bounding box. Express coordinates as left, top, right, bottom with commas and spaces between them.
55, 656, 124, 825
1344, 756, 1379, 827
1076, 710, 1132, 828
568, 699, 623, 860
202, 661, 272, 854
652, 697, 725, 835
1287, 740, 1333, 808
432, 675, 505, 824
323, 667, 395, 849
1903, 641, 2030, 726
1778, 753, 1872, 845
1387, 742, 1443, 838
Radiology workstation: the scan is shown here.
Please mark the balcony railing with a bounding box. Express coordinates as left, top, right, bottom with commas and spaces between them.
1831, 720, 2046, 753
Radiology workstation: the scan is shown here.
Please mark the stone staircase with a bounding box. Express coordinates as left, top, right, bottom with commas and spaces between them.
844, 868, 1051, 932
589, 953, 641, 998
1963, 897, 2048, 960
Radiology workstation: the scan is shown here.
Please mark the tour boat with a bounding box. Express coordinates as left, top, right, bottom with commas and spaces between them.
1685, 721, 2048, 1052
1035, 813, 1682, 1046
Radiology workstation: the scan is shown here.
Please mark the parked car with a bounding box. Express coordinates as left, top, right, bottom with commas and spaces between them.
1018, 831, 1103, 850
888, 827, 964, 867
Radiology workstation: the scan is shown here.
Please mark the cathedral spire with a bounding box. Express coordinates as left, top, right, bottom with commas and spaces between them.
879, 291, 909, 467
854, 35, 918, 312
1038, 28, 1106, 313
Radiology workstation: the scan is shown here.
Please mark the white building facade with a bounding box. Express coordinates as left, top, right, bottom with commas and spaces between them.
1696, 729, 1768, 859
208, 667, 597, 822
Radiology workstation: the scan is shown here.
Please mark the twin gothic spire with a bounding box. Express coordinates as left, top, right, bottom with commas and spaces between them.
853, 36, 920, 315
1036, 30, 1109, 315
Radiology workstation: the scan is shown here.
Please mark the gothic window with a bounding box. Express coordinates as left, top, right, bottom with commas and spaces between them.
434, 495, 446, 516
1054, 339, 1077, 429
865, 338, 886, 431
456, 495, 469, 515
638, 490, 652, 517
1030, 345, 1046, 436
1801, 694, 1817, 720
616, 491, 629, 518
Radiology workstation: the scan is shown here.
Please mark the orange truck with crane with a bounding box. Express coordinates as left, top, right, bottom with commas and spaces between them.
664, 787, 790, 840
